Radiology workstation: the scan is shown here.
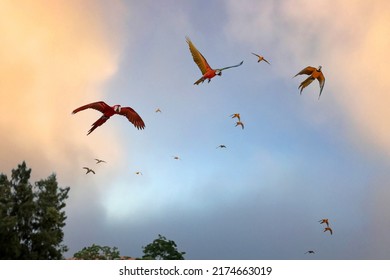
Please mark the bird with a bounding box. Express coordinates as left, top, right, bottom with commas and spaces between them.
83, 167, 95, 174
72, 101, 145, 135
324, 227, 333, 235
230, 113, 241, 121
216, 145, 227, 149
95, 158, 106, 164
251, 52, 270, 65
293, 66, 325, 98
235, 121, 244, 129
155, 108, 161, 113
319, 219, 329, 227
135, 171, 143, 175
305, 251, 315, 254
186, 36, 243, 85
173, 156, 181, 160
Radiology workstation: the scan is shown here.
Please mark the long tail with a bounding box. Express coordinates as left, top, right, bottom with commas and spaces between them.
194, 76, 205, 85
87, 116, 109, 135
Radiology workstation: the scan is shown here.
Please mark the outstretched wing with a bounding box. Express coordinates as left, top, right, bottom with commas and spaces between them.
294, 66, 316, 77
218, 60, 244, 72
317, 73, 325, 98
72, 101, 110, 114
186, 36, 212, 74
119, 107, 145, 130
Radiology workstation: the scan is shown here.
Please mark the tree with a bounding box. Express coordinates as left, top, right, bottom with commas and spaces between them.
0, 162, 69, 259
142, 234, 185, 260
73, 244, 120, 260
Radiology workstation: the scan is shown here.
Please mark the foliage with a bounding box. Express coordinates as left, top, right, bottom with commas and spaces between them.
0, 162, 69, 259
73, 244, 120, 260
142, 234, 185, 260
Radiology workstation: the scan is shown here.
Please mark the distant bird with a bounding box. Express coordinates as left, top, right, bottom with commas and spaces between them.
293, 66, 325, 98
186, 36, 243, 85
319, 219, 329, 227
230, 113, 241, 121
72, 101, 145, 135
155, 108, 162, 113
173, 156, 181, 160
251, 52, 270, 65
324, 227, 333, 235
83, 167, 95, 174
135, 171, 143, 175
216, 145, 227, 149
95, 158, 106, 164
305, 251, 315, 254
235, 121, 244, 129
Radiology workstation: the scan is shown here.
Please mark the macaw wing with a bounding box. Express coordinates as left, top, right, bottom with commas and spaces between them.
186, 36, 211, 74
317, 73, 325, 98
119, 107, 145, 130
294, 66, 316, 77
72, 101, 110, 114
218, 61, 244, 72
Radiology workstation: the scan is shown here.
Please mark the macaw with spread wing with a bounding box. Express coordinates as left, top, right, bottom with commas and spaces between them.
186, 36, 243, 85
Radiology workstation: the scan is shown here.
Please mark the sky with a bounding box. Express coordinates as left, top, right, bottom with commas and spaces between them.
1, 0, 390, 259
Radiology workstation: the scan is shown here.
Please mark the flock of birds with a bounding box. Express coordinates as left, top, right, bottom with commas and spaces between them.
72, 36, 329, 257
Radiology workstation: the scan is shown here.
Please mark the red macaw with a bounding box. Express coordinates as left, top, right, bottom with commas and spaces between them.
72, 101, 145, 135
294, 66, 325, 98
186, 36, 243, 85
251, 52, 270, 65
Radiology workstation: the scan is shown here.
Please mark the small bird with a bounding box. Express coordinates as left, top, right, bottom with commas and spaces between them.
319, 219, 329, 227
173, 156, 181, 160
95, 159, 106, 164
293, 66, 325, 98
324, 227, 333, 235
216, 145, 227, 149
72, 101, 145, 135
135, 171, 143, 175
186, 36, 243, 85
155, 108, 162, 113
235, 121, 244, 129
230, 113, 241, 121
251, 52, 270, 65
83, 167, 95, 174
305, 251, 315, 254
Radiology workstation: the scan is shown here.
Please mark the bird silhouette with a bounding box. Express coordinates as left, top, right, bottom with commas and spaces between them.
230, 113, 241, 121
293, 66, 325, 98
217, 145, 227, 149
186, 36, 243, 85
235, 121, 244, 129
319, 219, 329, 227
95, 159, 106, 164
155, 108, 162, 113
305, 250, 315, 254
72, 101, 145, 135
135, 171, 143, 175
83, 167, 95, 174
173, 156, 181, 160
324, 227, 333, 235
251, 52, 270, 65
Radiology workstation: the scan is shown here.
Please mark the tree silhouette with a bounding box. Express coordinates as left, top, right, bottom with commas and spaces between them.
73, 244, 121, 260
142, 234, 185, 260
0, 162, 69, 259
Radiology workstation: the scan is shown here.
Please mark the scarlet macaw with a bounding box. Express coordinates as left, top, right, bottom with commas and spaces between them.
72, 101, 145, 135
319, 219, 329, 227
83, 167, 95, 174
293, 66, 325, 98
235, 121, 244, 129
95, 158, 106, 164
186, 36, 243, 85
323, 227, 333, 235
230, 113, 241, 122
251, 52, 270, 65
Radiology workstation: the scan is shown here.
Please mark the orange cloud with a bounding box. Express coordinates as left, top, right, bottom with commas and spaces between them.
0, 1, 126, 179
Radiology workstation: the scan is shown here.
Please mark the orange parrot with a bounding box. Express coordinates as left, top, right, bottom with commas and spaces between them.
186, 36, 243, 85
293, 66, 325, 98
72, 101, 145, 135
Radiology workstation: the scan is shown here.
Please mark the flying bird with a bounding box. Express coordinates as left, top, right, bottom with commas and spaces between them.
72, 101, 145, 135
251, 52, 270, 65
216, 145, 227, 149
293, 66, 325, 98
230, 113, 241, 121
95, 159, 106, 164
235, 121, 244, 129
173, 156, 181, 160
135, 171, 143, 175
186, 36, 243, 85
83, 167, 95, 174
319, 219, 329, 227
155, 108, 162, 113
305, 251, 315, 254
323, 227, 333, 235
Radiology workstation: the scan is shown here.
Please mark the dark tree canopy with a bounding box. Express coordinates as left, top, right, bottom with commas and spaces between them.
73, 244, 121, 260
0, 162, 69, 259
142, 234, 186, 260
